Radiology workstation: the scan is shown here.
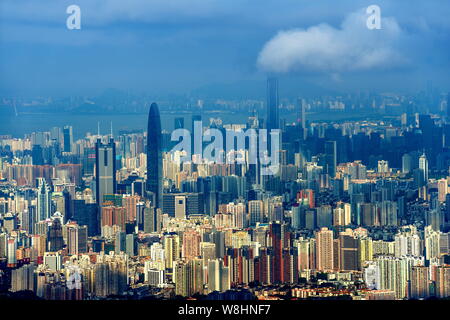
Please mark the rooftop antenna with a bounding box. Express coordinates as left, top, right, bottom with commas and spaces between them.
97, 121, 100, 138
110, 121, 113, 139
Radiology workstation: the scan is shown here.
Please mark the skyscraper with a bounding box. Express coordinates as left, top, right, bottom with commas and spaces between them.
63, 125, 73, 153
266, 77, 279, 131
419, 153, 428, 186
95, 138, 117, 205
146, 102, 163, 208
324, 141, 337, 178
36, 178, 52, 221
67, 225, 88, 255
191, 114, 202, 157
298, 98, 307, 140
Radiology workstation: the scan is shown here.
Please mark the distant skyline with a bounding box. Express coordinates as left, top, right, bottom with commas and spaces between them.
1, 0, 450, 97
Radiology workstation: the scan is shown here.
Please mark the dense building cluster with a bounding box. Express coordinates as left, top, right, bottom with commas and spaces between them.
1, 82, 450, 300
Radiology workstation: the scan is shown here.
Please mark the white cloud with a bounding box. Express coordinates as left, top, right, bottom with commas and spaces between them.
257, 8, 407, 74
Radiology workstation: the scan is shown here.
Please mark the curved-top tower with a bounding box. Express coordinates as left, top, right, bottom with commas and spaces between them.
146, 102, 162, 208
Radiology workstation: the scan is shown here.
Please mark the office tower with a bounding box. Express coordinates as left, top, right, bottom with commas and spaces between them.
211, 231, 225, 259
114, 231, 126, 254
324, 141, 337, 178
268, 201, 283, 222
50, 127, 62, 145
83, 147, 96, 176
36, 178, 52, 221
249, 200, 264, 226
266, 77, 279, 131
71, 199, 99, 236
136, 201, 145, 230
291, 204, 303, 229
269, 222, 286, 283
21, 208, 35, 234
419, 153, 429, 185
298, 98, 306, 134
191, 114, 202, 159
63, 125, 73, 153
316, 205, 333, 228
410, 266, 430, 299
402, 153, 412, 174
175, 195, 187, 219
125, 233, 137, 256
146, 103, 163, 208
143, 206, 161, 233
163, 192, 204, 217
445, 194, 450, 223
31, 144, 44, 165
95, 137, 117, 205
315, 227, 334, 272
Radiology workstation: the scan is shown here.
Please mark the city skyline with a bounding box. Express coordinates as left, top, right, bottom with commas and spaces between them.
2, 0, 450, 306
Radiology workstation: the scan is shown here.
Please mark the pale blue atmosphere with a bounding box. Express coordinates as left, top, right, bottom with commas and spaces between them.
1, 0, 449, 97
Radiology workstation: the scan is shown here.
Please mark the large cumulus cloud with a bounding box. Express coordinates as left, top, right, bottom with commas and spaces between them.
257, 8, 408, 74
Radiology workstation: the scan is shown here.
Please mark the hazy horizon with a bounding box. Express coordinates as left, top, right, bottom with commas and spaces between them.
1, 0, 450, 97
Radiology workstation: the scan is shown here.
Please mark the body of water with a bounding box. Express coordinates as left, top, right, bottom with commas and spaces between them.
1, 111, 255, 139
0, 109, 384, 139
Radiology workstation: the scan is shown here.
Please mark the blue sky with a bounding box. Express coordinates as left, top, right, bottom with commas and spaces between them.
1, 0, 449, 97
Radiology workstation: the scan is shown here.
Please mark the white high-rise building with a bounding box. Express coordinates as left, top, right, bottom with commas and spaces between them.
36, 178, 52, 221
419, 154, 429, 184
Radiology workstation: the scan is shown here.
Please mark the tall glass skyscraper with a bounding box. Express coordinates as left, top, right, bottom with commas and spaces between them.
95, 138, 116, 205
146, 102, 163, 208
266, 77, 279, 131
37, 177, 52, 221
63, 125, 73, 153
324, 140, 337, 178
